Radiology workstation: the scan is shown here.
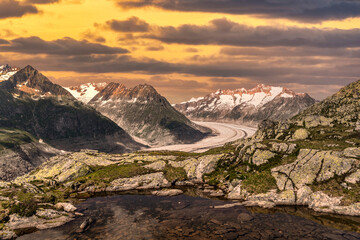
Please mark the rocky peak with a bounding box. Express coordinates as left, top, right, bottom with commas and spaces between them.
65, 82, 108, 104
91, 82, 165, 103
0, 65, 73, 98
295, 79, 360, 126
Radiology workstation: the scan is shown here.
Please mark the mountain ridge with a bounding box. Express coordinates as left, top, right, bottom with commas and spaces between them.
175, 84, 316, 126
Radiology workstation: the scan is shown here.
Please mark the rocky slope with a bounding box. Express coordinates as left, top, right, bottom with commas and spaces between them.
88, 83, 210, 146
0, 128, 62, 181
65, 82, 107, 104
0, 64, 19, 81
174, 84, 315, 126
0, 66, 144, 153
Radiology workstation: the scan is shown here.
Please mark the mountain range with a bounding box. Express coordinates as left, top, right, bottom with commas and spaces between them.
0, 65, 144, 154
174, 84, 316, 126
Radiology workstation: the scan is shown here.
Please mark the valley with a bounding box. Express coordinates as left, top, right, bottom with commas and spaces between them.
148, 121, 256, 152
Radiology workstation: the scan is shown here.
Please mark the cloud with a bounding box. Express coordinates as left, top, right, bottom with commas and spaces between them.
145, 45, 164, 51
185, 48, 199, 53
25, 0, 60, 4
0, 36, 128, 55
0, 0, 38, 19
81, 30, 106, 43
115, 0, 360, 23
220, 47, 360, 58
103, 16, 150, 32
143, 18, 360, 48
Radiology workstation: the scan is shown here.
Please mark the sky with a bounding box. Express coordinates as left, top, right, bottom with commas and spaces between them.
0, 0, 360, 103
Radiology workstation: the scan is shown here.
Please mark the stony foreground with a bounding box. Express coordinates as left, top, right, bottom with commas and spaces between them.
0, 123, 359, 238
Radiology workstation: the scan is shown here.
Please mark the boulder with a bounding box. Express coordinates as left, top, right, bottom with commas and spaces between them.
144, 161, 166, 171
345, 170, 360, 184
106, 172, 170, 192
227, 183, 249, 200
271, 149, 357, 190
169, 154, 223, 181
303, 115, 333, 128
251, 149, 276, 166
55, 202, 77, 212
151, 189, 183, 196
344, 147, 360, 158
292, 128, 310, 140
270, 142, 297, 154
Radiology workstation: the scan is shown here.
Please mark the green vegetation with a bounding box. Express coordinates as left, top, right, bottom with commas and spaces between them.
311, 177, 360, 205
76, 163, 152, 184
163, 165, 187, 182
0, 128, 36, 151
242, 170, 277, 194
7, 191, 38, 217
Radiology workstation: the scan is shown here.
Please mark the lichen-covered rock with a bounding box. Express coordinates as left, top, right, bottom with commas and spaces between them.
16, 159, 92, 183
271, 149, 357, 190
308, 192, 342, 212
344, 147, 360, 158
36, 209, 66, 219
195, 155, 223, 180
270, 142, 297, 154
227, 183, 249, 200
169, 154, 223, 181
292, 128, 310, 140
296, 185, 313, 205
6, 212, 74, 232
302, 115, 334, 128
251, 150, 276, 166
345, 169, 360, 184
144, 161, 166, 171
106, 172, 170, 192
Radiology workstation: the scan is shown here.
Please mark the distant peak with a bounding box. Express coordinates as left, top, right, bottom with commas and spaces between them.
91, 82, 165, 104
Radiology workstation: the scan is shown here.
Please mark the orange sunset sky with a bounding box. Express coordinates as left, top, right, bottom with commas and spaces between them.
0, 0, 360, 103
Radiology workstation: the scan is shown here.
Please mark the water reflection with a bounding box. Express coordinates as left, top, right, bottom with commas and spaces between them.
19, 194, 360, 240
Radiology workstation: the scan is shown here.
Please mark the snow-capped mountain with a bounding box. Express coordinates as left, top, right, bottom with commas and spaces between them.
88, 83, 209, 146
174, 84, 315, 126
65, 82, 108, 104
0, 64, 19, 81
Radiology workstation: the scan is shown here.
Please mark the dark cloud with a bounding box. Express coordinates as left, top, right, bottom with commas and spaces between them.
0, 39, 9, 45
115, 0, 360, 23
0, 36, 128, 55
185, 47, 199, 53
143, 18, 360, 48
26, 0, 60, 4
104, 17, 150, 32
2, 49, 359, 100
145, 45, 164, 51
0, 0, 38, 19
220, 47, 360, 58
